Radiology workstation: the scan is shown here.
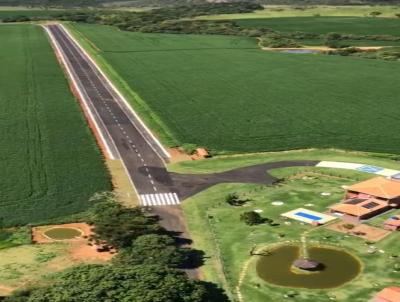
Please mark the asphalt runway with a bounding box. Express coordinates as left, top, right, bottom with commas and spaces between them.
46, 25, 179, 203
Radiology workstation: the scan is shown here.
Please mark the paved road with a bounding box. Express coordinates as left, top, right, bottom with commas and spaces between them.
170, 160, 320, 199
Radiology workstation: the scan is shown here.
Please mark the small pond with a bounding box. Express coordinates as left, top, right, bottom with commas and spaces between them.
279, 49, 321, 54
256, 245, 361, 289
44, 227, 83, 240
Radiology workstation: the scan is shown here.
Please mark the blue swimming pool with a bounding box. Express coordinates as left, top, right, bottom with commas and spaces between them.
294, 212, 322, 221
356, 165, 383, 174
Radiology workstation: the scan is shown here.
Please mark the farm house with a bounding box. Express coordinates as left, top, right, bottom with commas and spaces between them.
329, 177, 400, 221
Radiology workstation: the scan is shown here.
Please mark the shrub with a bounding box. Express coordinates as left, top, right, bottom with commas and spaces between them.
225, 193, 247, 206
260, 33, 301, 48
240, 211, 265, 225
342, 223, 355, 230
370, 11, 382, 17
181, 143, 198, 155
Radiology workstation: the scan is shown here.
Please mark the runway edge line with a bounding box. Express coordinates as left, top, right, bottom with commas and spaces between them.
43, 25, 117, 160
44, 24, 142, 203
59, 23, 171, 161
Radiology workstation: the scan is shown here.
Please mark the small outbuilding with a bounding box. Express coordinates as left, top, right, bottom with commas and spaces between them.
372, 286, 400, 302
293, 259, 322, 271
384, 215, 400, 231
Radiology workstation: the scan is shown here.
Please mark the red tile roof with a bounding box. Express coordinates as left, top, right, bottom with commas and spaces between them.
348, 177, 400, 199
374, 287, 400, 302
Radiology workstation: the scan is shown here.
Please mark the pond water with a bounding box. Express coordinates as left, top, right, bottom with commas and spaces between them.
279, 49, 321, 54
44, 227, 83, 240
256, 245, 361, 289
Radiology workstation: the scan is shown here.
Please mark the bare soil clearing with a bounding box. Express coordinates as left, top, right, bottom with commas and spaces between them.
326, 221, 391, 242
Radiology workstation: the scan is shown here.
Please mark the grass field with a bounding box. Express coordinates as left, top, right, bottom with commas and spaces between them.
235, 16, 400, 36
72, 23, 400, 154
178, 150, 400, 302
195, 5, 400, 20
0, 24, 110, 226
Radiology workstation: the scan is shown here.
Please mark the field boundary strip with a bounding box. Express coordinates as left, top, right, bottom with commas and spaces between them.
59, 23, 171, 160
42, 25, 117, 160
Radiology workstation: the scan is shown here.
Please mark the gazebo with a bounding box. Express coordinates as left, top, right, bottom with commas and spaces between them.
293, 259, 322, 271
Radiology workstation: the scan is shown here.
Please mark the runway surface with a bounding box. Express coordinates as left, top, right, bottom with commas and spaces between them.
46, 24, 179, 205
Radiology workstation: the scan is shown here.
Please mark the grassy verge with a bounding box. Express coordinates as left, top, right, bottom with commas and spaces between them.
168, 149, 400, 174
0, 228, 31, 250
64, 22, 179, 148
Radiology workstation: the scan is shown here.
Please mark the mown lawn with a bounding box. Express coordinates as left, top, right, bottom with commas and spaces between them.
0, 24, 110, 226
0, 243, 77, 296
235, 16, 400, 36
71, 23, 400, 155
179, 151, 400, 301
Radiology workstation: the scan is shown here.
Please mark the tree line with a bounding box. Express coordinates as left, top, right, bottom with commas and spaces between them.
2, 0, 400, 8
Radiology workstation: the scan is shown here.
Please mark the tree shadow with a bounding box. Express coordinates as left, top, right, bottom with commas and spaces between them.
180, 249, 206, 269
201, 281, 230, 302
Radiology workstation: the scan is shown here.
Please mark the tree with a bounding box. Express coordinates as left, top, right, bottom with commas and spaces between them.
370, 11, 382, 17
88, 196, 164, 249
6, 264, 220, 302
114, 234, 192, 268
325, 32, 342, 40
240, 211, 266, 226
225, 193, 247, 206
342, 223, 355, 230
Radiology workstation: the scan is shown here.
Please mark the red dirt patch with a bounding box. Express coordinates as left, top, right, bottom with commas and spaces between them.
326, 221, 392, 242
0, 285, 14, 296
168, 147, 192, 163
32, 223, 115, 262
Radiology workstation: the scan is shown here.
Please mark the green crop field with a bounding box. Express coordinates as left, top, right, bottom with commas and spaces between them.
72, 23, 400, 154
235, 16, 400, 36
0, 24, 110, 226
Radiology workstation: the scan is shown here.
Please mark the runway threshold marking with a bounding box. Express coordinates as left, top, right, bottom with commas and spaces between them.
140, 193, 180, 206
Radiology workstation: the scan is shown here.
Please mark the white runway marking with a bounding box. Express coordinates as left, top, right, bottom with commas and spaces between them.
140, 193, 180, 206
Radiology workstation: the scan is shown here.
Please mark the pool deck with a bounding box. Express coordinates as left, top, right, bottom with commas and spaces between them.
281, 208, 337, 225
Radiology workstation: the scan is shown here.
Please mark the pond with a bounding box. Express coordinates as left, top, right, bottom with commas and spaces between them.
279, 49, 321, 54
256, 245, 361, 289
44, 227, 83, 240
